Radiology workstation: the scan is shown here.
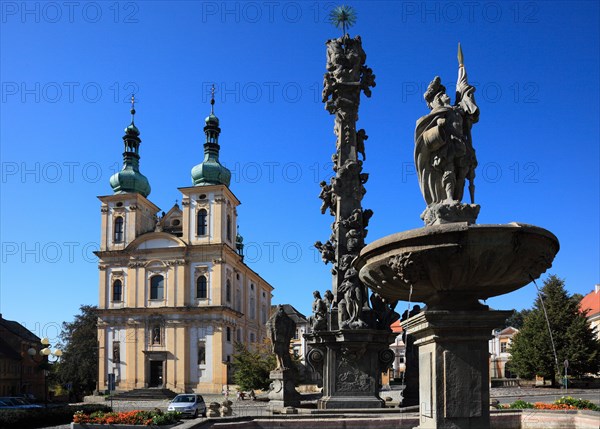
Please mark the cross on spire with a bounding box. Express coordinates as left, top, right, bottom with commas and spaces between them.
210, 84, 215, 114
130, 94, 136, 124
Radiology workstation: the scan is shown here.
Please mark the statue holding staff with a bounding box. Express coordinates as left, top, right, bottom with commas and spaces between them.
414, 44, 480, 224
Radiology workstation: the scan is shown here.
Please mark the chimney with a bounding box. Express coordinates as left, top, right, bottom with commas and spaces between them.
595, 284, 600, 293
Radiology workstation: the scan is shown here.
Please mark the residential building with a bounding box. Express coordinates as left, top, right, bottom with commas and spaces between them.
489, 326, 518, 379
390, 319, 405, 380
0, 314, 45, 398
579, 284, 600, 342
96, 95, 274, 394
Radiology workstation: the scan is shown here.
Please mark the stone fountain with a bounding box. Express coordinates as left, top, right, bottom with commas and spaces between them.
355, 45, 559, 429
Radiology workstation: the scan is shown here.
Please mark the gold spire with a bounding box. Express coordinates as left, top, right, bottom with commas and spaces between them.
457, 42, 464, 67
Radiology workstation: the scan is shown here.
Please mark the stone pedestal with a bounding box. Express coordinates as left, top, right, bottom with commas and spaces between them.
401, 331, 420, 407
306, 329, 396, 409
267, 369, 301, 408
402, 310, 511, 429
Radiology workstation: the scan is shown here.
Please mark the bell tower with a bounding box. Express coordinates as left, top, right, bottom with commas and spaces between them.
99, 96, 159, 251
181, 87, 239, 249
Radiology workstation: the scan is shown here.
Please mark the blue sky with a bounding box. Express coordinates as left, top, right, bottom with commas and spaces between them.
1, 1, 598, 341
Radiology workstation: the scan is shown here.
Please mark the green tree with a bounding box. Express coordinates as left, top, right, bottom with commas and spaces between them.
504, 308, 531, 329
509, 275, 600, 386
231, 341, 276, 391
55, 305, 98, 396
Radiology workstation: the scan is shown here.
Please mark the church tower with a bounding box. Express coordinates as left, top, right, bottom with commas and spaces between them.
96, 93, 273, 395
99, 96, 158, 252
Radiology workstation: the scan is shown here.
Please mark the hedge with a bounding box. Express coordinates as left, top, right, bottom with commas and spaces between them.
0, 404, 111, 429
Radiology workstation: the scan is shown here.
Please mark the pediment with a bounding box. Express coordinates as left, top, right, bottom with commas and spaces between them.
128, 232, 186, 250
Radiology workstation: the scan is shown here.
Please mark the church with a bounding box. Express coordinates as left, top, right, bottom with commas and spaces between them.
95, 93, 274, 394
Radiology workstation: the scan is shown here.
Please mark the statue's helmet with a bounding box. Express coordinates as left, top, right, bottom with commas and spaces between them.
424, 76, 446, 110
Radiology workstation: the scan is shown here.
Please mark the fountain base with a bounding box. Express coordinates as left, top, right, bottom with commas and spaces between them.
402, 309, 512, 429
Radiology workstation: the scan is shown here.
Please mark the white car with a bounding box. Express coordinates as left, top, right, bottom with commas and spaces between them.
167, 394, 206, 418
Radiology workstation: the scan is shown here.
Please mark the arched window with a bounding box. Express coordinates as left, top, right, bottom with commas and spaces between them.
112, 279, 123, 302
114, 217, 124, 242
196, 275, 207, 299
226, 215, 232, 241
197, 209, 207, 236
150, 275, 164, 300
226, 279, 231, 303
236, 288, 241, 312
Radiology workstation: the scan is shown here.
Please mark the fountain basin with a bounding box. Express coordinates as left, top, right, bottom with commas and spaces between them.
356, 222, 559, 310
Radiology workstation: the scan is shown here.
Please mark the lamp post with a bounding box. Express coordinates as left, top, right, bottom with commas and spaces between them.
28, 337, 62, 408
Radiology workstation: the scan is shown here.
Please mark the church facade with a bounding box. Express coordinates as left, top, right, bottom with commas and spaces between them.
96, 95, 273, 394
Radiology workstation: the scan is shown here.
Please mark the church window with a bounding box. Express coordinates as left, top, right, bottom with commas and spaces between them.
226, 215, 232, 241
235, 288, 241, 312
196, 275, 207, 299
114, 217, 124, 242
198, 342, 206, 365
197, 209, 208, 236
150, 275, 164, 300
112, 279, 123, 302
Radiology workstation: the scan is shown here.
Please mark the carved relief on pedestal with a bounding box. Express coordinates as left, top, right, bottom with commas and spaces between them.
335, 346, 373, 392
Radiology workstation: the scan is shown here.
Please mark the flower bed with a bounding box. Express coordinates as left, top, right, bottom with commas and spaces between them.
498, 396, 600, 411
72, 409, 181, 426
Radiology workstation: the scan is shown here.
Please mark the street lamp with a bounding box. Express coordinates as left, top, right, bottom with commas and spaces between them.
28, 337, 62, 408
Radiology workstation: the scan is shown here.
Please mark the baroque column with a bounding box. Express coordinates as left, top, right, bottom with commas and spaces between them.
306, 28, 397, 409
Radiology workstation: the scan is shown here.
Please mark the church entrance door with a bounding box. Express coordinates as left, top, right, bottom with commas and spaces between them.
149, 361, 163, 387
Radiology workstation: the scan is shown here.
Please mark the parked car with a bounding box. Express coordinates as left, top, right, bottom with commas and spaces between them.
167, 394, 206, 418
0, 397, 42, 409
